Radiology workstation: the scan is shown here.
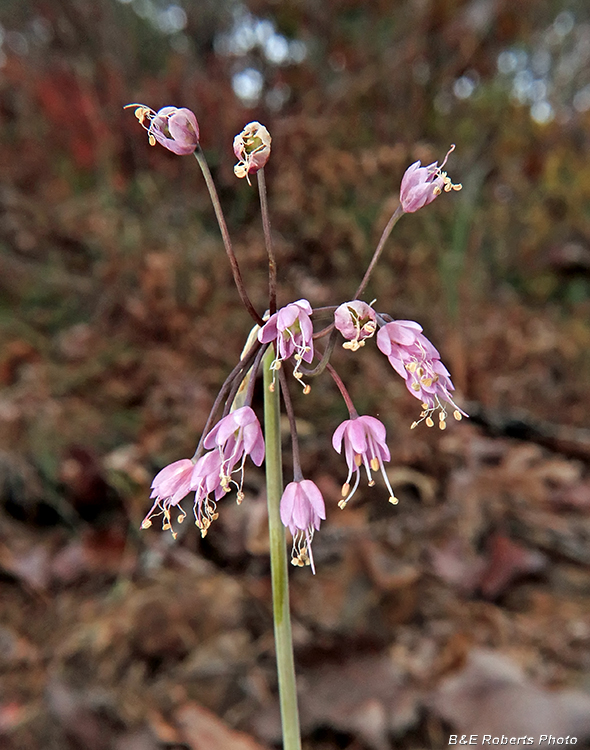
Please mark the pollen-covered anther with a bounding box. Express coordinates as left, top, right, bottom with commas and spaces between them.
426, 417, 434, 427
453, 410, 463, 421
268, 383, 275, 392
177, 514, 185, 524
421, 377, 433, 387
411, 382, 421, 391
370, 457, 379, 472
354, 454, 362, 467
439, 420, 447, 431
338, 498, 347, 510
303, 384, 311, 395
341, 482, 350, 497
236, 491, 245, 505
406, 362, 418, 373
368, 479, 375, 487
389, 496, 399, 505
141, 519, 152, 529
411, 421, 418, 430
293, 371, 303, 380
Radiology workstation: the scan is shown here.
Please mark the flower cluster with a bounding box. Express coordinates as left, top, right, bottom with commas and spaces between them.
131, 106, 465, 572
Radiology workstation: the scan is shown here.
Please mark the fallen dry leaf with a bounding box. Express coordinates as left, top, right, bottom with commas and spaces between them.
432, 648, 590, 748
175, 702, 270, 750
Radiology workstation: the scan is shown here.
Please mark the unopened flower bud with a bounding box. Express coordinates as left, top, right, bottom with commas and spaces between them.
233, 122, 271, 184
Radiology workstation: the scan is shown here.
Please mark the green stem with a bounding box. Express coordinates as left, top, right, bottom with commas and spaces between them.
263, 346, 302, 750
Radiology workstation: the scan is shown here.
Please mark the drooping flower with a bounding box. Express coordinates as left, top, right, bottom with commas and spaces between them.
189, 450, 227, 537
332, 415, 397, 508
233, 122, 272, 184
280, 479, 326, 573
127, 104, 199, 155
141, 458, 194, 535
376, 320, 467, 428
203, 406, 265, 502
399, 145, 461, 213
334, 300, 377, 351
258, 299, 314, 391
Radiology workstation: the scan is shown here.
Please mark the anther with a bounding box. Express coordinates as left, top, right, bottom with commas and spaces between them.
426, 417, 434, 427
141, 519, 152, 529
354, 454, 362, 467
453, 410, 462, 421
368, 479, 375, 487
411, 382, 421, 392
269, 383, 275, 392
177, 514, 185, 524
148, 134, 156, 146
162, 522, 171, 530
338, 499, 347, 510
389, 496, 399, 505
341, 482, 350, 497
439, 420, 446, 431
370, 457, 379, 471
411, 421, 418, 430
236, 491, 245, 505
303, 384, 311, 395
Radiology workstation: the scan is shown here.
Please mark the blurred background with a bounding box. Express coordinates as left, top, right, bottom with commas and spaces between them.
2, 0, 590, 748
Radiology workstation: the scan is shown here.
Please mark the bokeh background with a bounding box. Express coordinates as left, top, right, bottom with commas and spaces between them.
2, 0, 590, 748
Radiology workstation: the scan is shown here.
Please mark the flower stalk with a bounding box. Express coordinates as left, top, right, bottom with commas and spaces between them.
263, 346, 302, 750
194, 146, 264, 326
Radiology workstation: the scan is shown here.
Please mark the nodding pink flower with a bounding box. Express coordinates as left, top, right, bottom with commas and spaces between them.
334, 301, 377, 351
189, 450, 227, 537
332, 415, 397, 508
280, 479, 326, 574
258, 299, 314, 392
203, 406, 265, 499
127, 104, 199, 155
376, 320, 468, 429
233, 122, 272, 184
141, 458, 194, 536
399, 145, 462, 213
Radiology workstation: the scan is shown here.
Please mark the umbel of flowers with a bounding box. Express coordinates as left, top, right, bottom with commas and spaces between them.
129, 104, 465, 571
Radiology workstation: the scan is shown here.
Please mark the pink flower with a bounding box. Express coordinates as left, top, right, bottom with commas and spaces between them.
258, 299, 314, 391
141, 458, 194, 535
127, 104, 199, 155
233, 122, 272, 184
280, 479, 326, 573
376, 320, 467, 428
334, 301, 377, 351
399, 145, 461, 213
332, 415, 397, 508
189, 450, 227, 537
204, 406, 265, 495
